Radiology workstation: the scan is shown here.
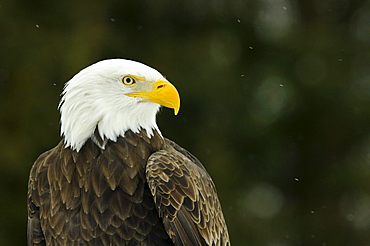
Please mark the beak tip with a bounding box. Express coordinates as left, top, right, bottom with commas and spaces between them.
174, 107, 179, 115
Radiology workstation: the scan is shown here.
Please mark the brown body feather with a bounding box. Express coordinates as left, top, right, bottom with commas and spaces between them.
28, 129, 230, 245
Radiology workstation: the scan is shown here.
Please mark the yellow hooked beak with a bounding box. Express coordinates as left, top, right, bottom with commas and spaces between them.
126, 79, 180, 115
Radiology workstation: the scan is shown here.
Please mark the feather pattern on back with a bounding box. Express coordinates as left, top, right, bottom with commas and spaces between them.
28, 130, 172, 246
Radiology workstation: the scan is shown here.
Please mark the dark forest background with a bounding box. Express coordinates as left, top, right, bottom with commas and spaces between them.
1, 0, 370, 245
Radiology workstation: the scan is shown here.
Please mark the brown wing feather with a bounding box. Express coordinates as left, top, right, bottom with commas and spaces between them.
146, 139, 230, 246
28, 148, 54, 246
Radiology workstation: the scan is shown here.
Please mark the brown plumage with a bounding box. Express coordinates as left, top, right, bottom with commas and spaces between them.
27, 59, 230, 245
28, 129, 230, 245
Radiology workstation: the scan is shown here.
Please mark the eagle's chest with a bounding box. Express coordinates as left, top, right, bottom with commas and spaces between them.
39, 132, 172, 245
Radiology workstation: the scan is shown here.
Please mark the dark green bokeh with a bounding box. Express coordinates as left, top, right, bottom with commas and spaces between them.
1, 0, 370, 245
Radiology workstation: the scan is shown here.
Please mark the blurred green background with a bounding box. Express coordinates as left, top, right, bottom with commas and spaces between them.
1, 0, 370, 245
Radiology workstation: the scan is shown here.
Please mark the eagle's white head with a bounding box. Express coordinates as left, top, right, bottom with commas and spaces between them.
59, 59, 180, 152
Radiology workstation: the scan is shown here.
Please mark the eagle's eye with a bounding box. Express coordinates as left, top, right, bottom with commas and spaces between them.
121, 76, 137, 86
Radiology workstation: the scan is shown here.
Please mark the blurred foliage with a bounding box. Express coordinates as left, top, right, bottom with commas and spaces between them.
1, 0, 370, 245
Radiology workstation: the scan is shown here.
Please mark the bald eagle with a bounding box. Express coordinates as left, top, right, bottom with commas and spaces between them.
27, 59, 230, 246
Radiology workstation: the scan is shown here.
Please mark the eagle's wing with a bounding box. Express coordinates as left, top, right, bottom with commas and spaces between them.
27, 149, 53, 246
146, 139, 230, 246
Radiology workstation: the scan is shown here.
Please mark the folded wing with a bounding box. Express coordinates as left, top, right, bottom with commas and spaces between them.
146, 139, 230, 246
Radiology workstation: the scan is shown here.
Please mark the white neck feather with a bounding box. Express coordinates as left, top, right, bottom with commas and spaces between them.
59, 97, 161, 152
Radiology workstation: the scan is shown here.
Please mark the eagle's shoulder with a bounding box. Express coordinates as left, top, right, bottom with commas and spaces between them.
27, 142, 62, 246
